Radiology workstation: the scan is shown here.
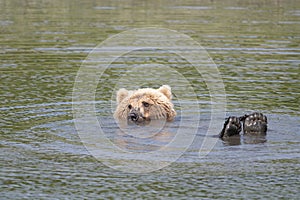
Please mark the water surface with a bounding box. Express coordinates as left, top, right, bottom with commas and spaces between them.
1, 0, 299, 199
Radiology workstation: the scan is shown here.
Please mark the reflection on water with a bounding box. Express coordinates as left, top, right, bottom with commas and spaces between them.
221, 135, 267, 146
106, 119, 177, 153
1, 0, 299, 199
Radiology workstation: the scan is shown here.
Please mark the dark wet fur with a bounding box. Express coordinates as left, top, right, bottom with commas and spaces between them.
219, 112, 268, 139
219, 116, 241, 138
240, 112, 268, 135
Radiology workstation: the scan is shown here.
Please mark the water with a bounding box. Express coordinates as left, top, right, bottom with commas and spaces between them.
1, 0, 300, 199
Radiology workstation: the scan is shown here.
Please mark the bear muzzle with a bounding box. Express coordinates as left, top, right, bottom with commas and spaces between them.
128, 109, 148, 123
129, 112, 139, 121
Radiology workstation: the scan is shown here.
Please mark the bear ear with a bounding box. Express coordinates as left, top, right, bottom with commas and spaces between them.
158, 85, 172, 100
116, 88, 129, 104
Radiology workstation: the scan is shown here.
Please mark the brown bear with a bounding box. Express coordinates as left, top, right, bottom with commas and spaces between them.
219, 112, 268, 138
114, 85, 176, 124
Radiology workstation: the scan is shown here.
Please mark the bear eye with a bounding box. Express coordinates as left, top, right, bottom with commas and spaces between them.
142, 101, 150, 107
128, 104, 132, 109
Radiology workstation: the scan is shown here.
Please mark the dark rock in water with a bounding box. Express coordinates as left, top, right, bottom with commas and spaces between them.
240, 112, 268, 135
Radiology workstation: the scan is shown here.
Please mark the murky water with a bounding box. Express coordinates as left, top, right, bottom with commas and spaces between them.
1, 0, 299, 199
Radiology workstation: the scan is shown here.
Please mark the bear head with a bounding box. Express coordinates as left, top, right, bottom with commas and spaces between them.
114, 85, 176, 124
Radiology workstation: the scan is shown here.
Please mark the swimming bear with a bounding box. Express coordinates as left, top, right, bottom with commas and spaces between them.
219, 112, 268, 139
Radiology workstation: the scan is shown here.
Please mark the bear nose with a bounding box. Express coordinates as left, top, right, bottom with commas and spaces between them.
130, 112, 139, 121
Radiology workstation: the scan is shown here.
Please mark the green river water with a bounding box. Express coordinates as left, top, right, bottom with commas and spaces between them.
1, 0, 299, 199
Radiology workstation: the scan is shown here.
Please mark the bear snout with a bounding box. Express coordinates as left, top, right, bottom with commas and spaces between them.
129, 112, 139, 121
128, 109, 148, 123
